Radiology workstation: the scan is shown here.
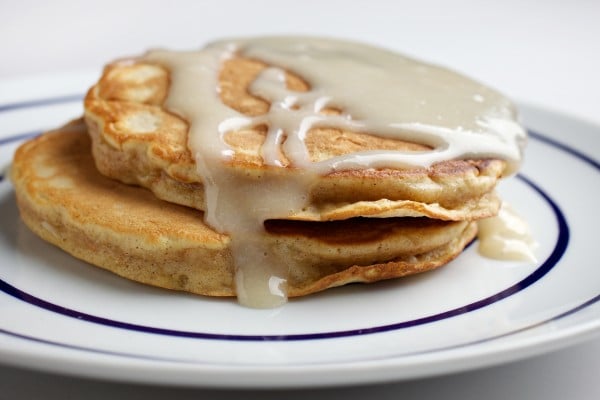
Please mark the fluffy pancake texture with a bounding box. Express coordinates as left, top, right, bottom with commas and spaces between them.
10, 122, 477, 297
84, 57, 505, 222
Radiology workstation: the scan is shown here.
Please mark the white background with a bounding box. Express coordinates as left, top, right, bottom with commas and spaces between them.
1, 0, 599, 398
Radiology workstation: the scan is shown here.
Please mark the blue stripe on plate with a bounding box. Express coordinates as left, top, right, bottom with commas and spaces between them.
1, 292, 598, 365
0, 94, 82, 113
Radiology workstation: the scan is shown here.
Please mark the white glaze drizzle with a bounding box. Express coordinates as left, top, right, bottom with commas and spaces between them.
142, 37, 528, 307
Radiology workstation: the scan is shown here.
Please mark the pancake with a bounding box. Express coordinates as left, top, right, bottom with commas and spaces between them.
10, 121, 477, 298
84, 56, 507, 222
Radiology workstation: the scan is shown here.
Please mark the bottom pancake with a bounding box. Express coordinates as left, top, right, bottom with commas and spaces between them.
10, 120, 477, 298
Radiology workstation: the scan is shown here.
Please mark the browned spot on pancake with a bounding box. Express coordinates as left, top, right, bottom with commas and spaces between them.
219, 57, 309, 116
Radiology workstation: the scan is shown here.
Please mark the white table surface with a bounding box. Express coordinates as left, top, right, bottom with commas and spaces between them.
1, 1, 599, 398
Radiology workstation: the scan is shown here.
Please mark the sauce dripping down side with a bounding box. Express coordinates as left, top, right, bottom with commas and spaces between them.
143, 37, 528, 308
477, 202, 537, 263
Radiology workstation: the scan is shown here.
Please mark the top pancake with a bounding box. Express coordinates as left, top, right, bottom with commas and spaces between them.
84, 56, 506, 222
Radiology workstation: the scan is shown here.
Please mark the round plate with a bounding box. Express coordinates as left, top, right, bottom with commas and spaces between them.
0, 74, 598, 388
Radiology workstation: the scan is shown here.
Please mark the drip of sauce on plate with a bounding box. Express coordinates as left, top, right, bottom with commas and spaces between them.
477, 202, 537, 262
143, 37, 528, 308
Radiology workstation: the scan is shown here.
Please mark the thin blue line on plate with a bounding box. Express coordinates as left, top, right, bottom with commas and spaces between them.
0, 94, 83, 113
0, 293, 597, 366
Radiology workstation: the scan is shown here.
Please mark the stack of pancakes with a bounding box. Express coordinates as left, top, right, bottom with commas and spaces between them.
11, 53, 512, 301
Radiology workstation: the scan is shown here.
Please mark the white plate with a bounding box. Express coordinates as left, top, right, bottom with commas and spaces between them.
0, 74, 598, 388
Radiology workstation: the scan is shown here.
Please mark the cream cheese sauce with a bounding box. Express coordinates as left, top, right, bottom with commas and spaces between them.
477, 202, 537, 262
142, 37, 528, 307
